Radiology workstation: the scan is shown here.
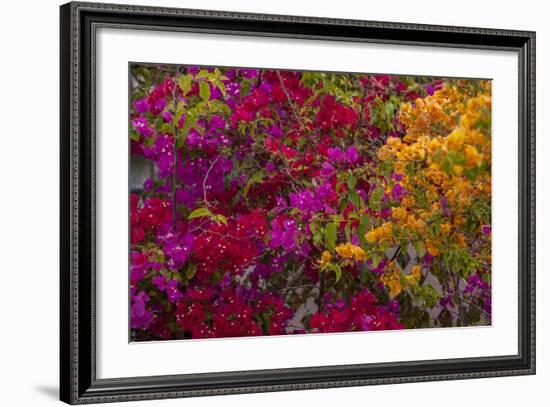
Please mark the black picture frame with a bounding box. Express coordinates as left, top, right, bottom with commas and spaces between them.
60, 2, 536, 404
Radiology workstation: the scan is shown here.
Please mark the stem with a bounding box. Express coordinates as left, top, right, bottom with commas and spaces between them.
276, 71, 307, 131
389, 246, 401, 262
171, 84, 178, 226
278, 284, 316, 293
252, 136, 301, 192
450, 292, 491, 318
276, 71, 317, 179
202, 155, 221, 210
317, 272, 325, 312
452, 271, 470, 326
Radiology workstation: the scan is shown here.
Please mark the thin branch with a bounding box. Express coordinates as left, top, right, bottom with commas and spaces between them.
277, 284, 316, 293
449, 292, 491, 317
202, 155, 221, 209
171, 85, 179, 226
276, 70, 307, 132
389, 246, 401, 262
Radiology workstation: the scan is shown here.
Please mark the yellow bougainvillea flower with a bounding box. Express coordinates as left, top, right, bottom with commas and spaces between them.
374, 81, 491, 297
335, 243, 353, 258
456, 233, 467, 248
391, 207, 408, 221
405, 265, 422, 287
319, 250, 332, 267
440, 223, 452, 236
401, 195, 416, 208
453, 215, 466, 227
380, 264, 402, 298
446, 127, 466, 151
351, 246, 366, 262
364, 222, 393, 244
388, 279, 402, 297
463, 145, 483, 168
411, 264, 422, 281
426, 240, 440, 256
365, 229, 378, 244
335, 242, 366, 262
428, 138, 442, 153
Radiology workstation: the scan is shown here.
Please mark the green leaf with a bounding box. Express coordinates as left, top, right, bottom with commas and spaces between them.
369, 185, 383, 209
214, 214, 228, 225
177, 74, 193, 94
344, 222, 351, 242
185, 263, 197, 279
357, 215, 369, 246
346, 175, 357, 190
325, 223, 337, 251
243, 171, 264, 196
415, 241, 426, 257
385, 101, 395, 121
370, 104, 379, 125
196, 69, 209, 79
372, 254, 381, 268
240, 80, 251, 98
188, 207, 211, 220
176, 132, 187, 149
312, 229, 323, 247
332, 264, 342, 282
348, 212, 361, 221
199, 81, 210, 102
349, 190, 360, 209
441, 154, 454, 175
406, 162, 415, 177
377, 98, 386, 120
213, 80, 226, 97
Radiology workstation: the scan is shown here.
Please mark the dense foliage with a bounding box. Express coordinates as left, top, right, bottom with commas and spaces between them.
129, 64, 491, 341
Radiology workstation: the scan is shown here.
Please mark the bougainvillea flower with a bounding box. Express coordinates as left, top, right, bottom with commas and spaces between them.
320, 162, 335, 178
135, 98, 150, 113
129, 64, 492, 341
327, 147, 344, 162
131, 291, 151, 329
344, 145, 359, 163
132, 117, 154, 138
269, 218, 299, 251
391, 183, 404, 201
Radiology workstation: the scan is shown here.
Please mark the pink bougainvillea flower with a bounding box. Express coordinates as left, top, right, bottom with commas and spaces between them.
132, 117, 154, 138
131, 291, 151, 329
269, 218, 299, 251
344, 145, 358, 163
327, 147, 344, 162
391, 183, 404, 201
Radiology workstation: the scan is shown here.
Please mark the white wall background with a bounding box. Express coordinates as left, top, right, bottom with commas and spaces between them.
0, 0, 546, 405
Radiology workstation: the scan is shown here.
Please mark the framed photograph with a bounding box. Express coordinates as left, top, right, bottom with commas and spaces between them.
60, 1, 535, 404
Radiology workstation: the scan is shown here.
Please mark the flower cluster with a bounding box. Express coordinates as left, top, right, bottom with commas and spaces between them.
174, 286, 292, 339
310, 290, 404, 333
129, 63, 491, 341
